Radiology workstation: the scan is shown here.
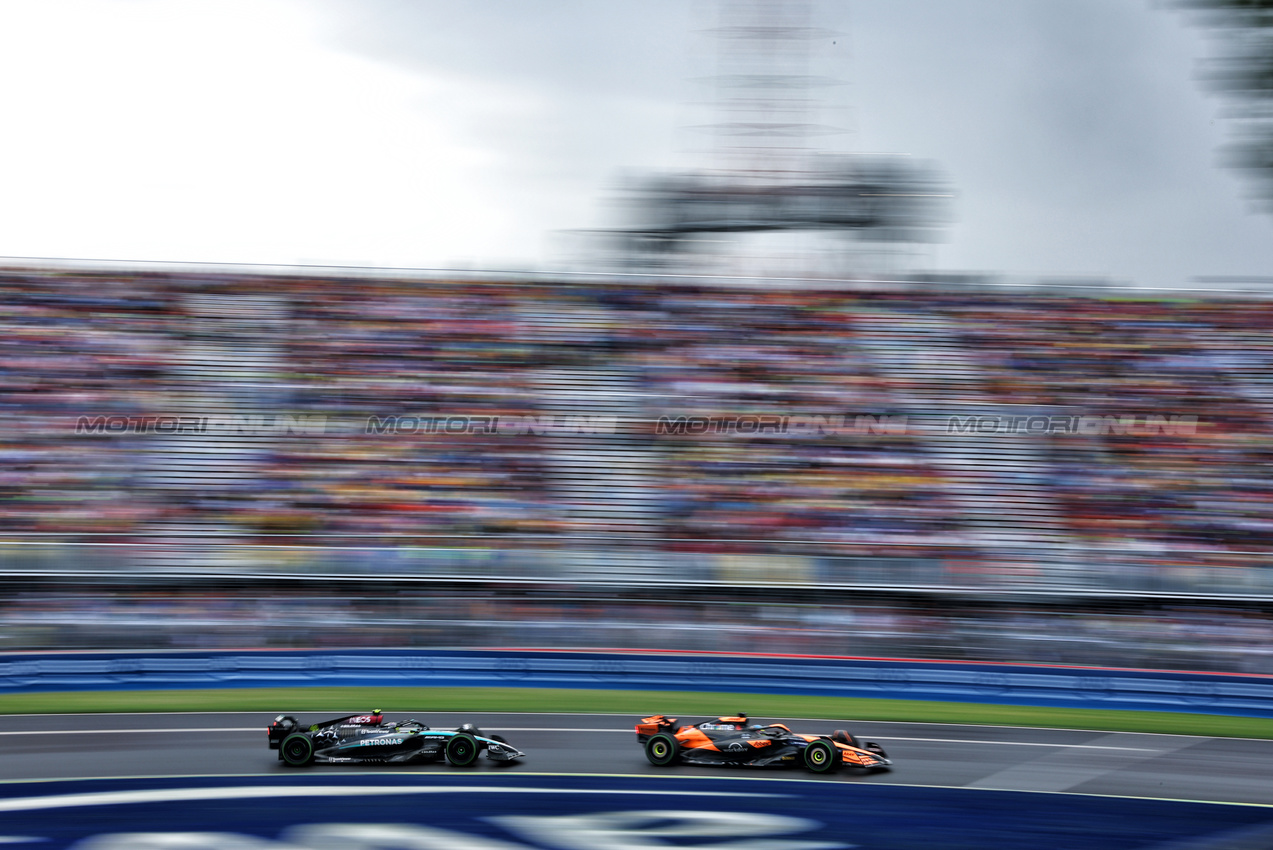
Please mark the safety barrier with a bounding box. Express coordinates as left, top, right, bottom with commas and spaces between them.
1, 649, 1272, 717
0, 774, 1264, 849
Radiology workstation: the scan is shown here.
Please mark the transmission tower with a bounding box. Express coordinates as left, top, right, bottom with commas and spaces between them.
589, 0, 952, 274
703, 0, 842, 184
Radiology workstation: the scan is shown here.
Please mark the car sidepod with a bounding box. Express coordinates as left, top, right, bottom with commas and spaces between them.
311, 728, 445, 764
313, 729, 525, 765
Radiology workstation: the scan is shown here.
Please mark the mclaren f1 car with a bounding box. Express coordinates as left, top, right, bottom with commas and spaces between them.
267, 710, 523, 767
636, 713, 890, 773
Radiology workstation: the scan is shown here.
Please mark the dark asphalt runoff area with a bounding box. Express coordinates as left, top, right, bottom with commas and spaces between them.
0, 711, 1270, 806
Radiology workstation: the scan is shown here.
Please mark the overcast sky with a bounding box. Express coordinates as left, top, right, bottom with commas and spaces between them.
0, 0, 1268, 289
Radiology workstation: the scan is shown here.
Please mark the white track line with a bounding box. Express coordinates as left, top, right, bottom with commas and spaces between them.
964, 733, 1196, 793
0, 785, 784, 813
0, 728, 257, 736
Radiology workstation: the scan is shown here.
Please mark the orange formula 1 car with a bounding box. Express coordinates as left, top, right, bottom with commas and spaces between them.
636, 713, 891, 774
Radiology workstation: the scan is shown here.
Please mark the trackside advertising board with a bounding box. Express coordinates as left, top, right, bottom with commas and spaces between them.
0, 649, 1271, 716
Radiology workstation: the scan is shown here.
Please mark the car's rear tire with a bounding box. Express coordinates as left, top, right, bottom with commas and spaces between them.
446, 733, 479, 767
280, 733, 314, 767
645, 733, 680, 767
804, 739, 839, 773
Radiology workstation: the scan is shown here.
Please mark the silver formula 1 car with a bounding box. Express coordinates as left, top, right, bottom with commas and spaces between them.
267, 710, 523, 767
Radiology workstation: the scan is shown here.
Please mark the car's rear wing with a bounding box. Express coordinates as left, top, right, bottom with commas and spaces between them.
311, 712, 385, 730
266, 711, 385, 749
635, 715, 679, 741
266, 715, 299, 749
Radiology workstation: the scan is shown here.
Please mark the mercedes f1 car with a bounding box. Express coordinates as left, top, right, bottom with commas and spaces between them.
636, 713, 891, 773
267, 711, 523, 767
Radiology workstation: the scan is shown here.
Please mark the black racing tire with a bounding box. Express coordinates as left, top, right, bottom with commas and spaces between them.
446, 733, 480, 767
645, 732, 680, 767
804, 739, 839, 773
280, 733, 314, 767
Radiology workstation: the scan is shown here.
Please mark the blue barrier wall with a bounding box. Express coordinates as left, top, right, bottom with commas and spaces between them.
4, 774, 1271, 850
2, 649, 1272, 717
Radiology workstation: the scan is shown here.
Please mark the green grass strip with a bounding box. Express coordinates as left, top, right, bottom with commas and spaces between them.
2, 687, 1270, 739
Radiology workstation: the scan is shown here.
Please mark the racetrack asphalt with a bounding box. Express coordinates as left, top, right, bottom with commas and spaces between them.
0, 711, 1269, 806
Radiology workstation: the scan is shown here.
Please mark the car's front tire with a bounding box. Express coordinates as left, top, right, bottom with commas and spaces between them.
446, 733, 479, 767
280, 733, 314, 767
804, 739, 839, 773
645, 733, 680, 767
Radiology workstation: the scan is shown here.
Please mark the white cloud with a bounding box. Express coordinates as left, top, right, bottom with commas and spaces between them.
0, 0, 526, 267
0, 0, 1267, 286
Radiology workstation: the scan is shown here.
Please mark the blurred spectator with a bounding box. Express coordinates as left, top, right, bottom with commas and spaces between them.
0, 587, 1268, 675
3, 266, 1273, 580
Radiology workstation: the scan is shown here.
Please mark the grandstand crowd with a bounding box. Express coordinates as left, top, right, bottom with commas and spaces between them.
4, 267, 1272, 553
3, 264, 1273, 663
